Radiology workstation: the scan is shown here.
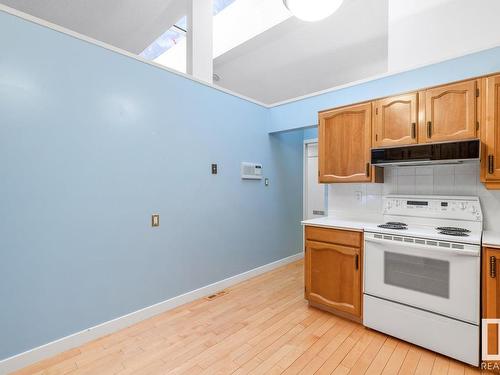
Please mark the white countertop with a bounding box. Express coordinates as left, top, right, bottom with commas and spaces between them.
301, 215, 381, 232
483, 231, 500, 248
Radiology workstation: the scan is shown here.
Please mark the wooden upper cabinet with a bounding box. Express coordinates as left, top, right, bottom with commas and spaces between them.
374, 93, 418, 147
421, 80, 478, 142
318, 103, 372, 183
483, 75, 500, 188
305, 240, 361, 318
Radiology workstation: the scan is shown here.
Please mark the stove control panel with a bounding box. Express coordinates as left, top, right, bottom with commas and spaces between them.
382, 196, 482, 221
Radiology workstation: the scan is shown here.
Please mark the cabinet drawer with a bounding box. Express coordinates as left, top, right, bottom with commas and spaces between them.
305, 226, 361, 248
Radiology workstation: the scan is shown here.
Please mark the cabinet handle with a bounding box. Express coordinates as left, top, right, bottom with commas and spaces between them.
366, 163, 370, 177
355, 254, 359, 270
427, 121, 432, 138
489, 155, 495, 174
490, 256, 497, 278
411, 122, 416, 139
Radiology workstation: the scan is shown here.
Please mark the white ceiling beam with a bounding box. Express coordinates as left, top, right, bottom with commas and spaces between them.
187, 0, 213, 83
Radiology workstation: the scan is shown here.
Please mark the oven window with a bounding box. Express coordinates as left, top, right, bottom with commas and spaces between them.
384, 252, 450, 298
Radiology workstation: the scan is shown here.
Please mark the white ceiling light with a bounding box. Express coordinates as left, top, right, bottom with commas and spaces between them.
283, 0, 344, 22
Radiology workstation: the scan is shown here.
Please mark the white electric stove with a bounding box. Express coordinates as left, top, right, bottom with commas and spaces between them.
363, 195, 482, 366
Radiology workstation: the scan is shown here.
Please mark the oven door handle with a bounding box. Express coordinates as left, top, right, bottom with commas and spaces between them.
364, 236, 480, 257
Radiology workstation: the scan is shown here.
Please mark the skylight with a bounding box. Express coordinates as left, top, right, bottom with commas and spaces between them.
140, 0, 236, 63
140, 16, 188, 61
141, 0, 291, 75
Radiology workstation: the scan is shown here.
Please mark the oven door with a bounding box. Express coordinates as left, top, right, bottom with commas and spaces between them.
364, 232, 480, 324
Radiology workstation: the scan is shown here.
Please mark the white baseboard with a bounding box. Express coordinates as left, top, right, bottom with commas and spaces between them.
0, 252, 303, 374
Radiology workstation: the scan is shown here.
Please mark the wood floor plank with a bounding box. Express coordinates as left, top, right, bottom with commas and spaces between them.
415, 351, 437, 375
464, 365, 482, 375
11, 260, 478, 375
270, 316, 343, 374
398, 346, 423, 375
314, 326, 366, 375
10, 348, 80, 375
349, 333, 388, 375
448, 360, 465, 375
382, 341, 411, 375
364, 337, 398, 375
333, 364, 352, 375
231, 309, 315, 368
431, 356, 450, 375
340, 328, 375, 369
167, 300, 313, 373
232, 314, 328, 374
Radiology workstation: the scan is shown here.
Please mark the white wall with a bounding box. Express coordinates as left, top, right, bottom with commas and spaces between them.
327, 163, 500, 231
388, 0, 500, 72
305, 143, 326, 219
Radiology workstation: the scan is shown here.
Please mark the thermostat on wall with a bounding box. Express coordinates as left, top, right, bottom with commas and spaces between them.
241, 162, 263, 180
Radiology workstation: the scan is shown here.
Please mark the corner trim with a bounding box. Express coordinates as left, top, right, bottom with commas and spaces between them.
0, 252, 303, 374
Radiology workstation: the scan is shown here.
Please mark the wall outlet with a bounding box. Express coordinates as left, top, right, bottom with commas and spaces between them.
151, 214, 160, 227
355, 191, 363, 202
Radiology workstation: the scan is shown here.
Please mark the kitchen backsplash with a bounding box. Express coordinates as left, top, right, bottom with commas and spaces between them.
327, 162, 500, 230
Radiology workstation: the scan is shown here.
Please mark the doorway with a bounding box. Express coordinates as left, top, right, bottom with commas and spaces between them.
303, 139, 327, 220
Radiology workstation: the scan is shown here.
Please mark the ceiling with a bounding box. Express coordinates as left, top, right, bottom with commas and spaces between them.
1, 0, 388, 105
0, 0, 189, 54
214, 0, 388, 104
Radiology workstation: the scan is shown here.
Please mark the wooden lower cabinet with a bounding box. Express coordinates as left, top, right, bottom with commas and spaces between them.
483, 247, 500, 360
304, 226, 362, 322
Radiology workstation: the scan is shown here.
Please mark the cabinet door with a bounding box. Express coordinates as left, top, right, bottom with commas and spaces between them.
318, 103, 372, 183
305, 240, 361, 317
483, 247, 500, 357
374, 93, 418, 147
484, 75, 500, 186
422, 80, 477, 142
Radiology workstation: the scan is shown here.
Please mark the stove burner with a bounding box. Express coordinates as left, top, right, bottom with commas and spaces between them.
439, 230, 470, 237
435, 227, 471, 233
378, 222, 408, 230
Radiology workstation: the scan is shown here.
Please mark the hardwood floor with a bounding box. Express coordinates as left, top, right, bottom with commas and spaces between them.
12, 260, 485, 375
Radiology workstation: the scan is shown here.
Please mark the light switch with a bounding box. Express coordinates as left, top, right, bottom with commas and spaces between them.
151, 214, 160, 227
264, 178, 269, 186
355, 191, 363, 202
211, 163, 218, 175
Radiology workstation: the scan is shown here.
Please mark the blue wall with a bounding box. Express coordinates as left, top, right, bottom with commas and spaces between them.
0, 11, 303, 359
303, 127, 318, 141
270, 46, 500, 132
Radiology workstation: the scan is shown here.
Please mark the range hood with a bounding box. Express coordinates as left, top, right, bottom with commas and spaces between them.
371, 139, 480, 167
